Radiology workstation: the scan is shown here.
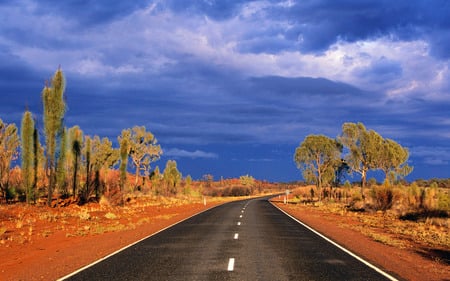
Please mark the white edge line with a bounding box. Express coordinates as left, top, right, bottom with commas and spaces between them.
227, 258, 235, 271
270, 201, 399, 281
57, 203, 226, 281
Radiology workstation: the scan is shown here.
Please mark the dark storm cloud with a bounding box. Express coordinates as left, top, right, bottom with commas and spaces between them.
231, 0, 450, 58
164, 0, 255, 20
1, 0, 449, 181
34, 0, 149, 26
354, 57, 403, 84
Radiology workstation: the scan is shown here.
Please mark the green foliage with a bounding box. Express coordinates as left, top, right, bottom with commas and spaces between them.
118, 130, 129, 192
163, 160, 181, 195
81, 135, 119, 200
57, 128, 68, 196
338, 122, 382, 188
120, 126, 162, 188
239, 174, 255, 187
21, 111, 35, 203
0, 119, 19, 202
185, 175, 192, 187
68, 126, 83, 197
437, 190, 450, 211
377, 138, 412, 185
294, 134, 342, 190
344, 180, 352, 189
368, 177, 377, 187
370, 186, 396, 212
42, 68, 66, 206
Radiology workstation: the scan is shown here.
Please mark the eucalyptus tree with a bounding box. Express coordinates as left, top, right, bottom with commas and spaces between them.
294, 135, 342, 192
121, 126, 162, 188
338, 122, 383, 191
377, 138, 412, 186
0, 119, 19, 202
21, 111, 35, 203
42, 68, 66, 206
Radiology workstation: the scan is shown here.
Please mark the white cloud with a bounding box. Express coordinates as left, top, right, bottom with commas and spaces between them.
165, 148, 218, 159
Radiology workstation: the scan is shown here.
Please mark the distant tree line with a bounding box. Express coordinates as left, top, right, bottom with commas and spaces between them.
294, 122, 413, 196
0, 68, 191, 205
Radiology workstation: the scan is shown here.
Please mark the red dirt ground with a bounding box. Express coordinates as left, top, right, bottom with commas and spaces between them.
274, 201, 449, 281
0, 199, 222, 281
1, 198, 448, 281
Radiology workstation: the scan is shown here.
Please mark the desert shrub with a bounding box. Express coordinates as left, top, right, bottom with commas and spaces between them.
422, 186, 438, 210
368, 177, 377, 187
344, 180, 351, 189
222, 186, 251, 197
407, 182, 421, 208
437, 189, 450, 211
370, 186, 399, 212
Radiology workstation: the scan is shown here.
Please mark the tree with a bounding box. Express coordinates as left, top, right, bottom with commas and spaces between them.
294, 135, 342, 192
119, 131, 129, 192
333, 159, 350, 187
81, 136, 92, 202
0, 119, 20, 202
240, 174, 255, 187
32, 121, 40, 201
68, 126, 82, 198
377, 138, 413, 186
21, 111, 35, 203
56, 128, 68, 197
163, 160, 181, 195
150, 165, 162, 194
121, 126, 162, 188
42, 68, 66, 206
88, 136, 119, 198
338, 122, 382, 191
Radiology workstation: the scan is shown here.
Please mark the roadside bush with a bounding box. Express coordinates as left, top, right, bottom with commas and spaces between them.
370, 186, 399, 212
222, 186, 251, 197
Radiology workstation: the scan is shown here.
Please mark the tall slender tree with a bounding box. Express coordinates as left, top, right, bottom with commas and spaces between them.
82, 136, 92, 202
0, 119, 19, 202
32, 121, 40, 203
68, 126, 82, 198
119, 130, 130, 192
56, 128, 68, 196
21, 111, 35, 204
42, 68, 66, 206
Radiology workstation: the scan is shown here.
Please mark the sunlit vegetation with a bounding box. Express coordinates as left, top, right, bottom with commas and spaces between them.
291, 122, 449, 251
282, 184, 449, 250
0, 68, 281, 207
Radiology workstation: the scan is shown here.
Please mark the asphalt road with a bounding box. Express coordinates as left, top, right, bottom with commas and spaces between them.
61, 197, 399, 281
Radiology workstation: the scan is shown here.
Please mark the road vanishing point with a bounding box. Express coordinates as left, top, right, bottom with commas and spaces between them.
59, 196, 400, 281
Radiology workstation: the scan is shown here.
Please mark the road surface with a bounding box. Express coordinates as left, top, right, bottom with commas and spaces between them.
61, 197, 399, 280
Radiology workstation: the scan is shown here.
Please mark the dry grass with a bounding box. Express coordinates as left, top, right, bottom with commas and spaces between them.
297, 198, 449, 250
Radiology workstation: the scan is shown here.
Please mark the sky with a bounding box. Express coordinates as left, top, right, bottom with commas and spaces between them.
0, 0, 449, 182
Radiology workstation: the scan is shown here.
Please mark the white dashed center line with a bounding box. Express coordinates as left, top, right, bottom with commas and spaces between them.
239, 214, 243, 218
237, 222, 241, 226
227, 258, 235, 271
234, 233, 239, 239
